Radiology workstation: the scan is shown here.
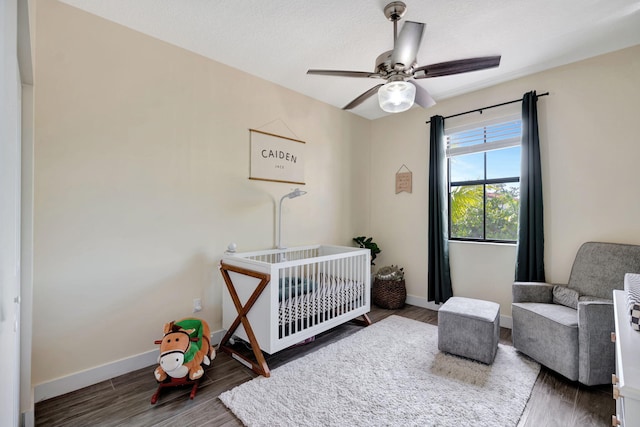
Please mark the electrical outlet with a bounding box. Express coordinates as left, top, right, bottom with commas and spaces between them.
193, 298, 202, 313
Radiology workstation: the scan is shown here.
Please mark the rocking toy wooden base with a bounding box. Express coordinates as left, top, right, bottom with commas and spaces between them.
150, 376, 200, 404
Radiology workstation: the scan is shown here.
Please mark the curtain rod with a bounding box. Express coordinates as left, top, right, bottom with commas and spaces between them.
425, 92, 549, 124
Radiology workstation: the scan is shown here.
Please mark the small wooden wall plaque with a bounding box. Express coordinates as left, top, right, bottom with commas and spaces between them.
395, 165, 412, 194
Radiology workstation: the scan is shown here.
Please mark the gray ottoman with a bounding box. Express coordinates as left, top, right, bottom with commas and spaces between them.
438, 296, 500, 364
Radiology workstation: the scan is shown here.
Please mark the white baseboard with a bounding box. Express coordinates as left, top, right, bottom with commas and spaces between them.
21, 409, 34, 427
405, 295, 513, 329
210, 329, 226, 347
500, 315, 513, 329
34, 329, 226, 402
405, 295, 442, 311
34, 350, 159, 403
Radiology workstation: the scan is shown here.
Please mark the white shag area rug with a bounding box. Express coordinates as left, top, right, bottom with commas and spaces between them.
219, 315, 540, 427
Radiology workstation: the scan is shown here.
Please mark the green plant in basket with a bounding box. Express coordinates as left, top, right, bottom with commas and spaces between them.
353, 236, 381, 265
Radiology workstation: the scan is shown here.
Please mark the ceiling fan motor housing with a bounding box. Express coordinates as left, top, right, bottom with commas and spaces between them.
375, 50, 414, 79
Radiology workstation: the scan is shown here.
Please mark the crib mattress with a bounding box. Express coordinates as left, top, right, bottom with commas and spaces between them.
279, 278, 365, 325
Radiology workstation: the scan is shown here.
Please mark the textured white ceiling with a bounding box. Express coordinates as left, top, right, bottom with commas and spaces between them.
59, 0, 640, 120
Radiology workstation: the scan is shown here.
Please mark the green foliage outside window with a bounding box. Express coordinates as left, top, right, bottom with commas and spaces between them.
450, 183, 519, 241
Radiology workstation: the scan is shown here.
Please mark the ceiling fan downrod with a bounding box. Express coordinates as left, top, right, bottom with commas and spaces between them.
384, 1, 407, 45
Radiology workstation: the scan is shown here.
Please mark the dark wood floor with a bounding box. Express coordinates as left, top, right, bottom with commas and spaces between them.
35, 305, 614, 426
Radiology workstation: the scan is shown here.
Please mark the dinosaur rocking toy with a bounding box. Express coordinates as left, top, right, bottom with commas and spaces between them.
151, 318, 215, 404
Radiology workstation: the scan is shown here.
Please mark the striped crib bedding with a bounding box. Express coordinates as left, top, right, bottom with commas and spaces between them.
278, 276, 366, 334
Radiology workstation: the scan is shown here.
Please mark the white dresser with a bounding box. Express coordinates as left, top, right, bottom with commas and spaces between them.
613, 290, 640, 426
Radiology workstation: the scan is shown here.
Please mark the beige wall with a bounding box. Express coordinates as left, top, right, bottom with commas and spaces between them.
33, 0, 371, 385
370, 45, 640, 317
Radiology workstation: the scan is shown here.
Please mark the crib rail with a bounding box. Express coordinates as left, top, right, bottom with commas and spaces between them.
244, 247, 320, 264
228, 244, 365, 265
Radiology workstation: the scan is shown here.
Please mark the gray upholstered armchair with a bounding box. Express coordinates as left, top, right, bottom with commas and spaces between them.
512, 242, 640, 385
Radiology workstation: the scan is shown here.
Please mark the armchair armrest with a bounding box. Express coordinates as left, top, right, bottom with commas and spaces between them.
577, 301, 615, 386
512, 281, 554, 303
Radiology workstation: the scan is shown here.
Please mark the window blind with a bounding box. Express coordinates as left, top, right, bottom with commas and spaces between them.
446, 115, 522, 157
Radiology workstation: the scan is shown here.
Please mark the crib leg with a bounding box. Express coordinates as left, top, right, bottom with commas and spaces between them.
219, 262, 272, 377
351, 313, 372, 326
362, 313, 372, 325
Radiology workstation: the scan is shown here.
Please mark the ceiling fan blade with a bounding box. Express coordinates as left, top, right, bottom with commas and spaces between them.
408, 81, 436, 109
413, 56, 501, 79
307, 69, 379, 78
391, 21, 425, 70
343, 84, 385, 110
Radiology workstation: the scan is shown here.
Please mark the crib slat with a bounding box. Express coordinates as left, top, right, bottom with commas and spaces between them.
311, 261, 316, 328
293, 265, 298, 335
352, 256, 356, 310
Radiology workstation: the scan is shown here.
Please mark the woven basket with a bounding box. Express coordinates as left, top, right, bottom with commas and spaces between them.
372, 279, 406, 309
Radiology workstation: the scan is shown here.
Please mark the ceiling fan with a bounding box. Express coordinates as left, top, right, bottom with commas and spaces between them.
307, 1, 501, 113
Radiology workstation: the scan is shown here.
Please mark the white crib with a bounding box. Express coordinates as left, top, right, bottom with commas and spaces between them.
219, 245, 371, 376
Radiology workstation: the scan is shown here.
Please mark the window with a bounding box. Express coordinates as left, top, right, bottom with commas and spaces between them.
446, 117, 522, 242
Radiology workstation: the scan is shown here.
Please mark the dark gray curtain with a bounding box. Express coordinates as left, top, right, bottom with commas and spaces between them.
428, 115, 453, 303
515, 91, 546, 282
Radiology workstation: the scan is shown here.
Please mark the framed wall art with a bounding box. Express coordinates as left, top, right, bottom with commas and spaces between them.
249, 129, 305, 185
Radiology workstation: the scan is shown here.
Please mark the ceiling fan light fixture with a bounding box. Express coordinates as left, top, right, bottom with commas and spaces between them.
378, 80, 415, 113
